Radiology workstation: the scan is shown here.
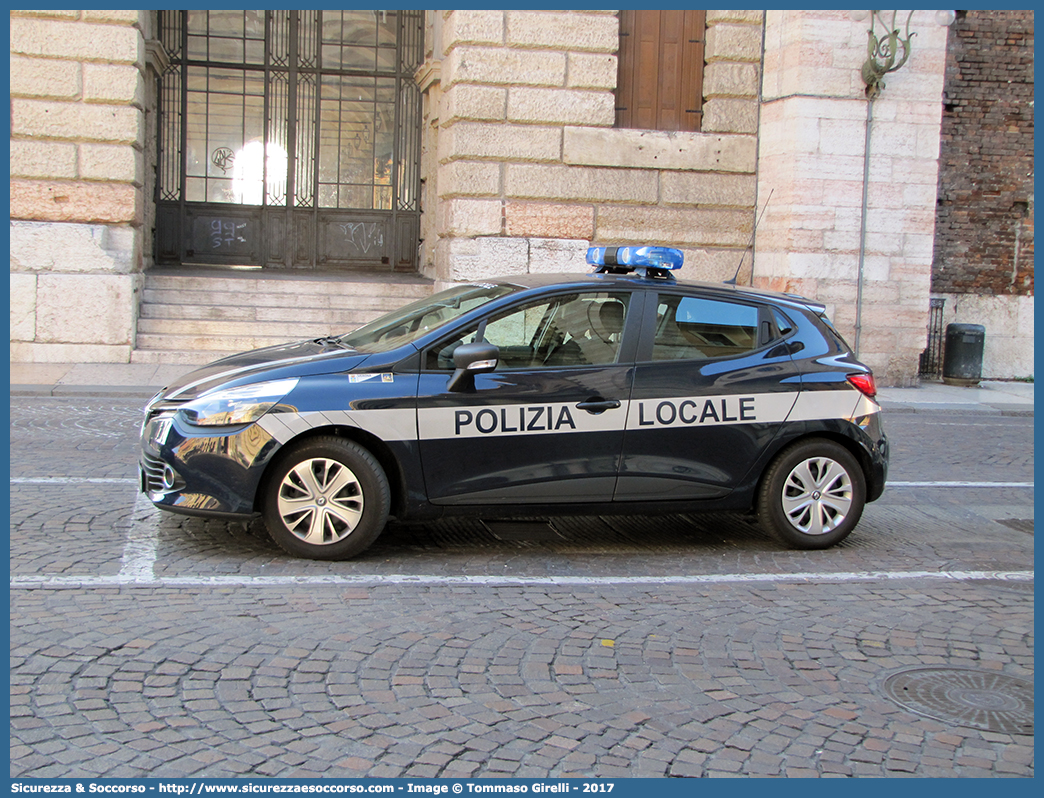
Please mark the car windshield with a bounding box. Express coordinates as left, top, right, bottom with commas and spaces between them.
339, 282, 519, 353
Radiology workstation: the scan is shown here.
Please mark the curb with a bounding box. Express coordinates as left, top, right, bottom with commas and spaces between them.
11, 385, 160, 399
879, 401, 1033, 417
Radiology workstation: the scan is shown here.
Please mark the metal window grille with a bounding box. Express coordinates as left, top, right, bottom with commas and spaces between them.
918, 297, 946, 378
155, 10, 423, 270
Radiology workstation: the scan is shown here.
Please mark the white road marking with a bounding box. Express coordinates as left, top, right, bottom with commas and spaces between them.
10, 476, 159, 583
8, 570, 1033, 591
11, 477, 137, 484
889, 481, 1033, 488
10, 477, 1032, 591
118, 492, 161, 582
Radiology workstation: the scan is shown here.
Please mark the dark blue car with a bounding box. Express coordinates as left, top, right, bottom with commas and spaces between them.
140, 246, 888, 560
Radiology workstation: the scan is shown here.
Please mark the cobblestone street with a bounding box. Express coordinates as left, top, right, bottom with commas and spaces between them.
9, 397, 1034, 778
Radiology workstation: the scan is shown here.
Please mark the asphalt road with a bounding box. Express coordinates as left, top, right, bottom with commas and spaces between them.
9, 398, 1034, 779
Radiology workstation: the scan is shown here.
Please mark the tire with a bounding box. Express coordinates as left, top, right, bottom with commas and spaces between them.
758, 438, 866, 549
262, 436, 390, 560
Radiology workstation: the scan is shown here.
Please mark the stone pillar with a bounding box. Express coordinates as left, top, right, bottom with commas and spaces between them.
755, 10, 949, 386
10, 10, 148, 364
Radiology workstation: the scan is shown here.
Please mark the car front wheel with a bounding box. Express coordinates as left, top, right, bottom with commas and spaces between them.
262, 436, 390, 560
758, 439, 866, 549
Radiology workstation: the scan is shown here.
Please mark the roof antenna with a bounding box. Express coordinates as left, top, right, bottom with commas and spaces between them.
724, 188, 772, 286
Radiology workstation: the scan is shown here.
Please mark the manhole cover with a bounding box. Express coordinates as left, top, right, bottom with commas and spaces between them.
882, 667, 1033, 734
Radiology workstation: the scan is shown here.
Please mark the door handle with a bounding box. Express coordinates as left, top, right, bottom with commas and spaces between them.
575, 398, 621, 414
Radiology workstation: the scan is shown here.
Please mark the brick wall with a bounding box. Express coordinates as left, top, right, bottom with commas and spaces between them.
932, 10, 1034, 296
419, 10, 762, 285
9, 10, 148, 363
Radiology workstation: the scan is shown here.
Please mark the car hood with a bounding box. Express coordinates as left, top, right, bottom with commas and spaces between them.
158, 339, 370, 401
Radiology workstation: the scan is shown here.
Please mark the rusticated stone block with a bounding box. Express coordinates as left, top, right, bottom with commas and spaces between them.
567, 53, 618, 90
505, 11, 619, 52
437, 235, 529, 281
701, 98, 759, 135
10, 10, 80, 19
13, 99, 142, 144
438, 198, 503, 236
10, 17, 142, 64
438, 161, 502, 198
10, 220, 138, 274
705, 23, 762, 63
442, 10, 505, 52
564, 127, 756, 173
703, 62, 760, 98
83, 63, 144, 106
9, 56, 81, 99
661, 173, 757, 207
505, 202, 594, 240
9, 141, 78, 180
443, 46, 566, 88
82, 10, 143, 24
10, 341, 132, 364
528, 238, 591, 273
10, 273, 38, 341
78, 144, 143, 185
706, 10, 764, 25
10, 180, 141, 224
506, 164, 658, 204
442, 84, 507, 123
597, 206, 752, 248
36, 272, 135, 345
507, 87, 614, 126
439, 122, 561, 164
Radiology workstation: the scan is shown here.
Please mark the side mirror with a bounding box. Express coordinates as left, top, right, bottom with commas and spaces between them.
447, 341, 499, 392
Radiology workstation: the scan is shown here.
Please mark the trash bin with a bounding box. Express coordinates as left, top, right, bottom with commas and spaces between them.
942, 323, 985, 386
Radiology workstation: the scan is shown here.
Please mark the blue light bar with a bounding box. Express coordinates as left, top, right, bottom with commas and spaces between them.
586, 245, 684, 271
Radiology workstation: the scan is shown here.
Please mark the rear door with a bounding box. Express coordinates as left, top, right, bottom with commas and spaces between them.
416, 289, 640, 505
615, 289, 801, 501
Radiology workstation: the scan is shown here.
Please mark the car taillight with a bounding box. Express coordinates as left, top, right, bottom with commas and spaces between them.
847, 373, 877, 398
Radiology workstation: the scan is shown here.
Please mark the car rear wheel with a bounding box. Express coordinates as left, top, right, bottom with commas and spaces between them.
262, 436, 390, 560
758, 438, 865, 549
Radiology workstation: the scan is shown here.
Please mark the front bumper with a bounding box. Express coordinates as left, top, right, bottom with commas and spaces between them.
139, 411, 280, 517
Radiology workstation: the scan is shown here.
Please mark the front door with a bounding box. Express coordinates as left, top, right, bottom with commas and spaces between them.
416, 290, 638, 505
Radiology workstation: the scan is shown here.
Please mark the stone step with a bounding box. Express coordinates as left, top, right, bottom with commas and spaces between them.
138, 302, 386, 326
143, 271, 433, 297
132, 268, 435, 365
141, 288, 412, 311
137, 317, 357, 339
130, 348, 241, 366
135, 332, 314, 357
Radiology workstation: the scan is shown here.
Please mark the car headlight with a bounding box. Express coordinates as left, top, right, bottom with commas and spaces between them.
179, 378, 299, 427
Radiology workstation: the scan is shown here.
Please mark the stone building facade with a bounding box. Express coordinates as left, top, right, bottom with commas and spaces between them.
416, 10, 760, 286
9, 9, 1035, 384
10, 10, 153, 363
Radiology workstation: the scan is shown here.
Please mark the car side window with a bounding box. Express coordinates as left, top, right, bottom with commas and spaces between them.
425, 292, 631, 370
652, 294, 760, 361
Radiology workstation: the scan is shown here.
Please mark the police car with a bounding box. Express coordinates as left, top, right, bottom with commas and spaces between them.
140, 245, 888, 560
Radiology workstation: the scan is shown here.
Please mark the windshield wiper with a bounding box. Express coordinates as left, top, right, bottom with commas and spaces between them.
313, 336, 351, 349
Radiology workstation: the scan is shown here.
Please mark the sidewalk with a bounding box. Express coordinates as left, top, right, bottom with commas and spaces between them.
9, 360, 1035, 414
